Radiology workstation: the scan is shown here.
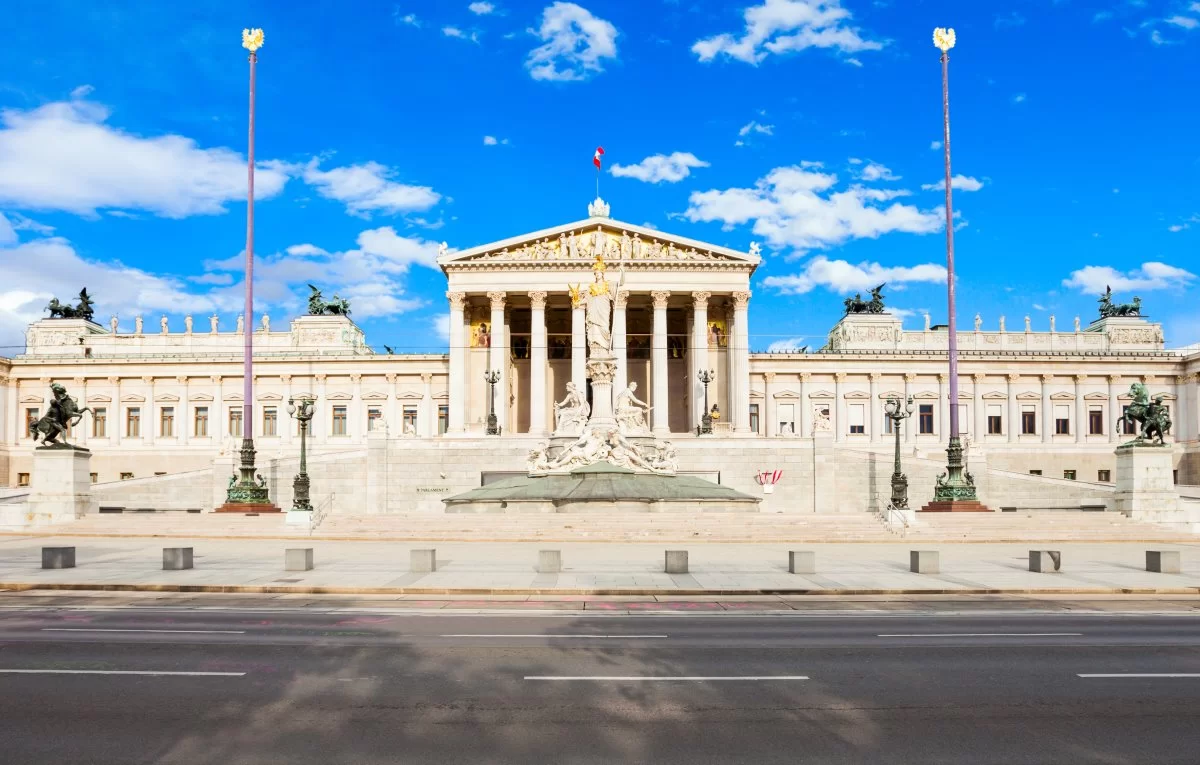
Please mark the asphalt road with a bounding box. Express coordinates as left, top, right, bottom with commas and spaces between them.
1, 601, 1199, 764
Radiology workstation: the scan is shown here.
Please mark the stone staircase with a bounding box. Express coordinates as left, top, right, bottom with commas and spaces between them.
14, 509, 1198, 543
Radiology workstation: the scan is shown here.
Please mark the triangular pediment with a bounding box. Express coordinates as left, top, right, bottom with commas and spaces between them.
189, 393, 214, 402
912, 391, 939, 400
878, 390, 904, 400
807, 389, 834, 399
361, 390, 389, 401
1016, 391, 1041, 400
773, 389, 801, 400
256, 392, 283, 402
440, 216, 760, 270
327, 392, 353, 401
844, 390, 870, 400
1083, 392, 1109, 401
120, 393, 146, 403
982, 391, 1008, 400
397, 390, 424, 400
20, 395, 43, 404
1050, 392, 1076, 401
86, 394, 112, 403
154, 393, 180, 403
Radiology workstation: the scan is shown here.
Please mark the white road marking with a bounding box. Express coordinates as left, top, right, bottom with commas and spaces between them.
1079, 673, 1200, 679
0, 669, 244, 676
40, 628, 246, 634
523, 681, 806, 685
441, 634, 668, 639
878, 632, 1083, 638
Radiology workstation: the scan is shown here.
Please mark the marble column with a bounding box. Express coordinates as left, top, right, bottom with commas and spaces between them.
612, 290, 629, 397
690, 291, 711, 429
144, 376, 155, 446
315, 374, 328, 444
868, 372, 880, 444
279, 375, 290, 444
1174, 374, 1188, 443
764, 372, 776, 437
799, 372, 810, 437
529, 291, 548, 436
75, 377, 88, 447
937, 373, 948, 440
571, 295, 586, 392
4, 376, 16, 446
972, 373, 985, 442
903, 373, 916, 444
486, 291, 507, 433
651, 290, 670, 435
446, 292, 467, 433
1109, 374, 1121, 443
1073, 374, 1084, 443
350, 373, 363, 442
834, 372, 846, 443
1040, 374, 1052, 444
421, 372, 434, 436
732, 291, 751, 433
1006, 374, 1018, 444
110, 376, 122, 447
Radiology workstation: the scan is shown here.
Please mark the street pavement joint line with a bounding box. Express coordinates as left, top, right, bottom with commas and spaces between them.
440, 634, 669, 639
523, 681, 811, 685
878, 632, 1084, 638
0, 669, 245, 676
40, 628, 247, 634
1078, 673, 1200, 679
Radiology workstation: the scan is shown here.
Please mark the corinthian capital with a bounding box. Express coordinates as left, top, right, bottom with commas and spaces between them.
651, 291, 671, 310
487, 291, 506, 310
691, 291, 712, 309
614, 289, 629, 309
446, 291, 468, 311
528, 291, 548, 310
732, 290, 751, 310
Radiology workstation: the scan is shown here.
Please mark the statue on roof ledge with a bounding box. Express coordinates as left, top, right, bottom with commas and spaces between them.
843, 283, 887, 315
1098, 285, 1141, 318
45, 288, 95, 321
587, 197, 610, 218
306, 284, 351, 316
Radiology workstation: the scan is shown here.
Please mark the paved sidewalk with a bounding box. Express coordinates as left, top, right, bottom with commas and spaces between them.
2, 535, 1200, 594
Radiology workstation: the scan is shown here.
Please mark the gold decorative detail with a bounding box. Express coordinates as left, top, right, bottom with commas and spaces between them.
592, 254, 606, 272
242, 28, 265, 52
568, 284, 585, 308
933, 27, 955, 52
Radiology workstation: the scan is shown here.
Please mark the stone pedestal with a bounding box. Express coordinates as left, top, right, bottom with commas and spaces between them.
909, 550, 939, 574
788, 551, 815, 574
585, 353, 618, 431
26, 447, 95, 526
286, 548, 315, 571
1146, 550, 1180, 574
537, 550, 562, 574
1114, 444, 1179, 519
665, 550, 689, 574
411, 549, 437, 572
163, 547, 194, 570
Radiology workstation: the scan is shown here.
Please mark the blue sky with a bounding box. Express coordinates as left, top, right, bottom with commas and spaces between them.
0, 0, 1197, 356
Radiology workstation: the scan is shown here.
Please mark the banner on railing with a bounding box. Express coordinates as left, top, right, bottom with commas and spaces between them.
754, 470, 782, 494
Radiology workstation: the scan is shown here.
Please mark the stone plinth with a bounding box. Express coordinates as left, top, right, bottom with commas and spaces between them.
1146, 550, 1180, 574
286, 548, 315, 571
788, 551, 815, 574
825, 313, 903, 352
42, 547, 76, 569
909, 550, 939, 574
1029, 550, 1061, 573
163, 547, 194, 570
665, 550, 688, 574
411, 549, 437, 572
26, 447, 95, 527
1114, 444, 1179, 520
1084, 316, 1165, 351
921, 499, 992, 513
537, 550, 562, 573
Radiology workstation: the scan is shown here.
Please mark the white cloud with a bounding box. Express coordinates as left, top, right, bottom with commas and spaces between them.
930, 140, 942, 150
1093, 10, 1114, 22
692, 0, 884, 65
301, 159, 441, 218
1166, 15, 1199, 29
432, 313, 451, 343
1012, 93, 1027, 104
468, 1, 495, 14
921, 175, 984, 192
525, 2, 619, 81
766, 337, 807, 352
0, 99, 290, 218
443, 26, 480, 42
738, 120, 775, 137
761, 255, 947, 295
397, 13, 419, 26
682, 164, 944, 255
0, 212, 16, 245
859, 161, 898, 182
1062, 262, 1196, 294
285, 243, 329, 257
610, 152, 709, 183
1169, 224, 1186, 232
69, 84, 94, 99
483, 135, 510, 146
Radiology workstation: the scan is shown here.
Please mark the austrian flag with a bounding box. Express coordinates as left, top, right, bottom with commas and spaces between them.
593, 146, 604, 169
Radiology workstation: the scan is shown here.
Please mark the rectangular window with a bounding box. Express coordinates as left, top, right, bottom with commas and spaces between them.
1121, 405, 1136, 435
262, 407, 277, 437
24, 408, 39, 438
194, 406, 209, 437
1029, 469, 1043, 476
366, 406, 383, 432
848, 403, 865, 434
89, 472, 97, 483
883, 412, 895, 434
159, 406, 174, 438
749, 403, 760, 434
986, 404, 1003, 435
1088, 407, 1104, 435
1063, 469, 1077, 481
957, 403, 969, 433
120, 472, 133, 481
1054, 404, 1070, 435
1021, 406, 1037, 435
17, 473, 30, 487
1098, 469, 1111, 482
92, 407, 107, 438
437, 404, 449, 435
919, 404, 934, 434
228, 406, 243, 438
401, 406, 417, 433
332, 406, 348, 436
778, 403, 796, 435
126, 407, 141, 438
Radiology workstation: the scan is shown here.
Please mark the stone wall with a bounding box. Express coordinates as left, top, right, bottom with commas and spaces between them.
91, 468, 213, 512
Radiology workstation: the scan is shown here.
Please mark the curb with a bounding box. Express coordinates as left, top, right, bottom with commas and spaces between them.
2, 582, 1200, 597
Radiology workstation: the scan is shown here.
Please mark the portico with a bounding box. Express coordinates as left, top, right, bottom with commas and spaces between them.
439, 202, 759, 437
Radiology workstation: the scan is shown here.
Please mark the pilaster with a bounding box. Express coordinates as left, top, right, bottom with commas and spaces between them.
651, 290, 671, 435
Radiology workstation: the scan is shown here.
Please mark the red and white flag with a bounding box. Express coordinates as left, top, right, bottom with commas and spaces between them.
593, 146, 604, 169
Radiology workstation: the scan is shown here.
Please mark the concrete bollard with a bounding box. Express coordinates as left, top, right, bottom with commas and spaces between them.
789, 551, 816, 574
42, 547, 76, 569
285, 548, 314, 572
665, 550, 688, 574
1029, 550, 1061, 573
1146, 550, 1181, 574
537, 550, 562, 574
163, 547, 194, 570
910, 550, 939, 574
411, 548, 437, 573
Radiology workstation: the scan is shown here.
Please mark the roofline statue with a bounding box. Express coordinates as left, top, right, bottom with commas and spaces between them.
307, 284, 351, 316
45, 288, 96, 322
843, 283, 887, 315
1098, 285, 1141, 318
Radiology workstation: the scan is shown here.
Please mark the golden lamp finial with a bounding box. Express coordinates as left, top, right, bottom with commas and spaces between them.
933, 27, 956, 53
242, 28, 265, 53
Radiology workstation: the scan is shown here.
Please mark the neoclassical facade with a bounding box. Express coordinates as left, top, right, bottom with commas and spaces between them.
2, 201, 1198, 492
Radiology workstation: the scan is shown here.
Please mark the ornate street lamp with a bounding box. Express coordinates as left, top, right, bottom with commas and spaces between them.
884, 396, 915, 510
927, 27, 984, 511
697, 369, 715, 435
220, 27, 275, 512
484, 369, 501, 435
287, 396, 315, 512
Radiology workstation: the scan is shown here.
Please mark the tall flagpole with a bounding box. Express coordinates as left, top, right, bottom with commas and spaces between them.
925, 27, 985, 512
220, 27, 277, 512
